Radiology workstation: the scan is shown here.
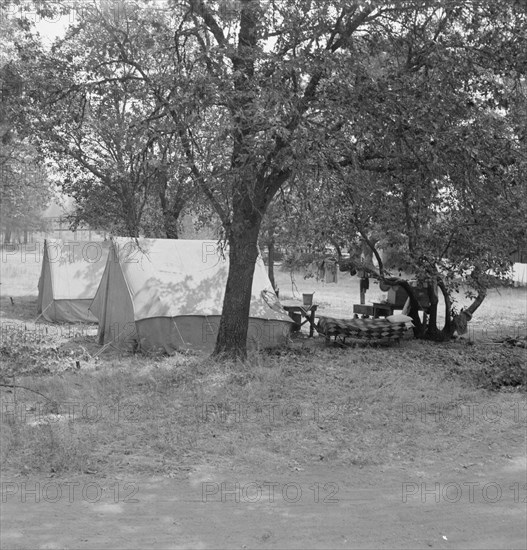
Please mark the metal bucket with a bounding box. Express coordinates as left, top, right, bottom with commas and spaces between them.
302, 293, 314, 306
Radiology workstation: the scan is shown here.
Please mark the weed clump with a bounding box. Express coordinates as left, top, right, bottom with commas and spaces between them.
448, 344, 527, 391
0, 325, 89, 377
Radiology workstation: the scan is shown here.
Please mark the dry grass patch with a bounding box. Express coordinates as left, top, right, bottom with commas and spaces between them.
1, 340, 524, 479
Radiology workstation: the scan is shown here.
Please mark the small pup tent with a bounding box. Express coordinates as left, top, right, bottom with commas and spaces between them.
37, 239, 110, 323
90, 238, 293, 352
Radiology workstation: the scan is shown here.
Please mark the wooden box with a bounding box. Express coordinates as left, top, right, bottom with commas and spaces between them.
387, 285, 430, 309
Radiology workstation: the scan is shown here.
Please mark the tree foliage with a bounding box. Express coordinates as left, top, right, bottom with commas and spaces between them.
24, 8, 203, 237
316, 2, 527, 338
0, 10, 51, 241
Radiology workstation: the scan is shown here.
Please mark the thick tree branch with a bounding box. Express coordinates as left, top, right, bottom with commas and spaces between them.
188, 0, 227, 49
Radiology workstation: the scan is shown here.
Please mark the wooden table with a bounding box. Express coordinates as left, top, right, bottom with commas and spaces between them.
281, 302, 319, 337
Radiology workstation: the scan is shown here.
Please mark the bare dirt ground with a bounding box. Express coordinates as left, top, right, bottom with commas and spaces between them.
2, 453, 526, 549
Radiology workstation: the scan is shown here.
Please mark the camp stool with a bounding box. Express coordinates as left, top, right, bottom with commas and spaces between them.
317, 316, 408, 346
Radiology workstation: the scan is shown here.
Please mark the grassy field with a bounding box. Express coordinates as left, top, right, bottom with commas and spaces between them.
0, 246, 525, 480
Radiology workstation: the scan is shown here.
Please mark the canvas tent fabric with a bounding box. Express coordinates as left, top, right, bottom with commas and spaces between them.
90, 238, 293, 352
512, 263, 527, 286
37, 239, 110, 323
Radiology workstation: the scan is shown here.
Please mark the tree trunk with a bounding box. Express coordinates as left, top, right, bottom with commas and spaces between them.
123, 196, 140, 238
267, 240, 277, 292
447, 289, 487, 339
163, 209, 180, 239
4, 228, 11, 244
463, 289, 487, 317
425, 279, 440, 339
438, 279, 453, 339
159, 188, 184, 239
434, 278, 487, 340
213, 212, 261, 360
126, 222, 140, 238
394, 279, 425, 337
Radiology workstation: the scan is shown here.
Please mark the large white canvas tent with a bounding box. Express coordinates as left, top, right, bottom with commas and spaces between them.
37, 239, 110, 323
90, 238, 293, 352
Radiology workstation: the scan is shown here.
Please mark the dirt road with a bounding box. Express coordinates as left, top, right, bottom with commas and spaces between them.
2, 456, 525, 549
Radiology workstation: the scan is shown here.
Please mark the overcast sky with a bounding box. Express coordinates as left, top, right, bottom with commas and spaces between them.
34, 14, 69, 47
